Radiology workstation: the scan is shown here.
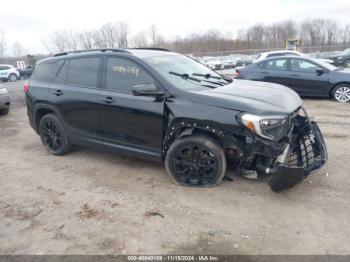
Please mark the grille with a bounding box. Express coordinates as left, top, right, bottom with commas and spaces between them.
287, 119, 327, 175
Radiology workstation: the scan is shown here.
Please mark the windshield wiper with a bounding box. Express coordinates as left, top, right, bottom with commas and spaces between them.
169, 71, 216, 89
169, 71, 201, 82
192, 73, 233, 83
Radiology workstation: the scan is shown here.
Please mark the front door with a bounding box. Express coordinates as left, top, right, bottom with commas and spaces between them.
288, 58, 331, 96
99, 56, 165, 161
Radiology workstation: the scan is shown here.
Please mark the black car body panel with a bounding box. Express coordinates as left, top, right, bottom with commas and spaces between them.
188, 80, 302, 114
237, 56, 350, 98
329, 49, 350, 67
25, 49, 328, 191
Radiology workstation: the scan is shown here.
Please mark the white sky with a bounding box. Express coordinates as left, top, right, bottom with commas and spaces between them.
1, 0, 350, 54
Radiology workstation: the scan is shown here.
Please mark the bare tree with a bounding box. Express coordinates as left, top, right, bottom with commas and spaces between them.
0, 29, 6, 59
115, 22, 129, 48
131, 31, 148, 47
99, 23, 118, 48
78, 30, 95, 49
12, 42, 24, 58
43, 18, 350, 56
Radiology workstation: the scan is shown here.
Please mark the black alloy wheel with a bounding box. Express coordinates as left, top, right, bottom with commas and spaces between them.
165, 135, 226, 187
38, 114, 71, 155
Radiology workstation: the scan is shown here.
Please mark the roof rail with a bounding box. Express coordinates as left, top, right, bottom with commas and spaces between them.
53, 48, 131, 57
130, 47, 171, 52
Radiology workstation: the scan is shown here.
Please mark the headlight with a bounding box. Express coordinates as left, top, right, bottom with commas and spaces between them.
0, 88, 8, 95
240, 113, 289, 141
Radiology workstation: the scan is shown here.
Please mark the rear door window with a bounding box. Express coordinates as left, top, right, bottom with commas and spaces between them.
106, 57, 154, 93
262, 58, 288, 71
66, 57, 100, 87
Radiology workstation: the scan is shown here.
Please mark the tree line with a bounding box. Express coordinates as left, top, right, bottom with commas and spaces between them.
2, 18, 350, 59
43, 19, 350, 55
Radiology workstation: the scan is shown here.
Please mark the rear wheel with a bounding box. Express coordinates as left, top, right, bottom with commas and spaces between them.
8, 73, 17, 82
165, 135, 226, 187
38, 114, 72, 155
332, 84, 350, 103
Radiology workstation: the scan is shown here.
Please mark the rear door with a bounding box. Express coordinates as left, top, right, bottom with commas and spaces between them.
257, 58, 292, 87
48, 56, 103, 148
288, 58, 331, 96
99, 55, 165, 161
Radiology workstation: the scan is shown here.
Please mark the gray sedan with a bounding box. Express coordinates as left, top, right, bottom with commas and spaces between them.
0, 85, 10, 115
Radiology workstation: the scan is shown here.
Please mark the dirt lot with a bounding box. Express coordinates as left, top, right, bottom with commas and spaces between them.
0, 80, 350, 255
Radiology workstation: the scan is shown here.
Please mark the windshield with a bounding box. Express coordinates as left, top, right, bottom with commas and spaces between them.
340, 48, 350, 56
315, 59, 339, 71
143, 54, 225, 90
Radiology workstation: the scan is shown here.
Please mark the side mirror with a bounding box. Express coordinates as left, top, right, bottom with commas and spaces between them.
132, 83, 164, 97
316, 68, 326, 75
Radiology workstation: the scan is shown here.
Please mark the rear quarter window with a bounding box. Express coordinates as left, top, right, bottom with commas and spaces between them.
35, 60, 64, 76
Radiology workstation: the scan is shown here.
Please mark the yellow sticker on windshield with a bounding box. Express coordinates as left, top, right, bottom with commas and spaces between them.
112, 65, 139, 77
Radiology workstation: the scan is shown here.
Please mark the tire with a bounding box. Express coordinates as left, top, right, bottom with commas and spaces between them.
8, 73, 17, 82
0, 107, 9, 115
344, 59, 350, 68
38, 113, 72, 155
332, 84, 350, 103
165, 134, 226, 187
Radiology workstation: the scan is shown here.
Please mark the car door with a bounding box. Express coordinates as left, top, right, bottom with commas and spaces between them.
288, 58, 331, 96
99, 55, 165, 161
257, 58, 291, 87
48, 56, 104, 148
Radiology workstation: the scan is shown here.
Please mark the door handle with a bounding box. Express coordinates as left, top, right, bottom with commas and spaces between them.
289, 74, 299, 77
261, 71, 269, 74
52, 90, 63, 96
101, 97, 115, 104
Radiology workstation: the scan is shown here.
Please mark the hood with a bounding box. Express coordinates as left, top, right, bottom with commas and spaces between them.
188, 80, 302, 115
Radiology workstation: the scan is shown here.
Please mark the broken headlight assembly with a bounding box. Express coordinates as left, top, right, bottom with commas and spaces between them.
240, 113, 289, 141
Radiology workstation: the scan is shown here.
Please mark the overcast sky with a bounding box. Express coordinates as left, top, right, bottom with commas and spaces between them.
1, 0, 350, 54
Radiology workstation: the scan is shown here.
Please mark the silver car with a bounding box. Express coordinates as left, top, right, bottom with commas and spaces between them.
0, 85, 10, 115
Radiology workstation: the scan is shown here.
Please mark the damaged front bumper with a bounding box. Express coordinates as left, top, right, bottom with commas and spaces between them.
267, 119, 327, 192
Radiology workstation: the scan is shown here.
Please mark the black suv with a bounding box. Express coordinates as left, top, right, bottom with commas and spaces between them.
329, 48, 350, 68
25, 48, 327, 192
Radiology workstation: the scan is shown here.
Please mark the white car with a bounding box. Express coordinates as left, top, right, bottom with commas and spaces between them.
0, 64, 20, 82
203, 57, 223, 70
253, 50, 334, 64
0, 84, 10, 115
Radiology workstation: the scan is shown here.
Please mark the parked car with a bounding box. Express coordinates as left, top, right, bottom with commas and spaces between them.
329, 48, 350, 67
19, 65, 35, 79
236, 56, 350, 102
253, 50, 334, 64
0, 85, 10, 115
203, 57, 223, 70
0, 64, 20, 82
25, 48, 327, 192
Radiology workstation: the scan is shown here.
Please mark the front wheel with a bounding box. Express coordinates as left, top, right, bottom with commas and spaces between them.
38, 114, 72, 155
332, 84, 350, 103
165, 135, 226, 187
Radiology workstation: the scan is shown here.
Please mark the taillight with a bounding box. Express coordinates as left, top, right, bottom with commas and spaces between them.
233, 70, 241, 78
23, 80, 30, 93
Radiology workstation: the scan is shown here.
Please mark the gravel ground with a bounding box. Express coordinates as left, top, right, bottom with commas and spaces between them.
0, 80, 350, 255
